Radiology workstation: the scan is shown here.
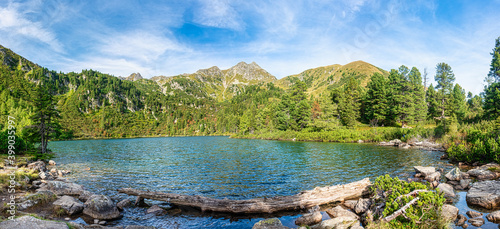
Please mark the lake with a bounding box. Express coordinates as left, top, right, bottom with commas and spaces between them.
49, 136, 450, 228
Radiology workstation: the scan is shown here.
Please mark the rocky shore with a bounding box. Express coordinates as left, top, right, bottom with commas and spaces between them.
3, 157, 500, 229
378, 138, 445, 151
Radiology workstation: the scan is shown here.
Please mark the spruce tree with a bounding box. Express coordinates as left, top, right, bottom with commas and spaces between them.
426, 84, 440, 122
486, 36, 500, 84
29, 83, 60, 154
364, 72, 388, 126
337, 77, 361, 128
409, 67, 427, 123
450, 84, 467, 121
434, 63, 455, 118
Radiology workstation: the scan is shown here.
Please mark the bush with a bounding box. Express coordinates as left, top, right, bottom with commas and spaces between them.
369, 175, 446, 229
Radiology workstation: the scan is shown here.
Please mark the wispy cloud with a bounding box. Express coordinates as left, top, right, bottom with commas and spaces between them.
0, 2, 63, 52
194, 0, 243, 30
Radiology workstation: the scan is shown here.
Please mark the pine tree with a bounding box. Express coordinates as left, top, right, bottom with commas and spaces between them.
426, 84, 440, 122
29, 83, 60, 154
486, 36, 500, 85
450, 84, 467, 121
409, 67, 427, 123
434, 63, 455, 118
484, 82, 500, 119
364, 72, 388, 126
337, 77, 361, 128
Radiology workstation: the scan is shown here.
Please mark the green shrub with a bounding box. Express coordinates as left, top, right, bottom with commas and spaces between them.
369, 175, 446, 229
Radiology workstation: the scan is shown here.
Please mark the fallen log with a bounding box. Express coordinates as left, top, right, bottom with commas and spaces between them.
118, 178, 371, 214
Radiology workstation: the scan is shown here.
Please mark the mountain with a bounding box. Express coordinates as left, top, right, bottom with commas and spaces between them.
276, 60, 389, 97
0, 43, 389, 139
149, 61, 276, 101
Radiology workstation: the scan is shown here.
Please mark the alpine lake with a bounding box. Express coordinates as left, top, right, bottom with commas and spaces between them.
49, 136, 491, 228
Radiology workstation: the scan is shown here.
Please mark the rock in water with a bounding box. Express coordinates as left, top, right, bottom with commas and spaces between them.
146, 205, 167, 216
83, 195, 121, 220
466, 210, 482, 218
53, 195, 84, 215
252, 218, 289, 229
441, 204, 458, 222
326, 206, 359, 219
426, 172, 441, 182
0, 216, 69, 228
414, 166, 436, 177
445, 167, 461, 181
313, 217, 359, 229
117, 199, 132, 211
486, 210, 500, 222
354, 198, 372, 214
456, 214, 466, 226
468, 218, 484, 227
437, 183, 456, 198
295, 210, 322, 226
467, 168, 499, 180
466, 180, 500, 209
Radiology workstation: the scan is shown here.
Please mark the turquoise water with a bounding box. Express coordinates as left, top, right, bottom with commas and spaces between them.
49, 136, 449, 228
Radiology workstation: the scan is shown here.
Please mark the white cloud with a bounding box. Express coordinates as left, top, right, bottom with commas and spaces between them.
0, 2, 63, 52
194, 0, 243, 30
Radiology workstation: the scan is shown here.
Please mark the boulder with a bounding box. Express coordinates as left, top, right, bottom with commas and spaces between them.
38, 180, 85, 196
295, 210, 322, 226
78, 190, 94, 202
27, 161, 46, 172
53, 195, 84, 215
124, 226, 156, 229
83, 195, 121, 220
425, 172, 441, 182
414, 166, 436, 177
311, 217, 359, 229
0, 215, 69, 228
441, 204, 458, 222
18, 190, 57, 210
252, 218, 289, 229
466, 210, 482, 218
467, 168, 499, 180
48, 160, 57, 166
117, 199, 132, 211
445, 167, 461, 181
39, 171, 54, 180
456, 214, 466, 226
468, 218, 484, 227
354, 198, 372, 214
466, 180, 500, 209
326, 206, 359, 219
437, 183, 455, 198
458, 179, 471, 190
343, 200, 358, 210
146, 205, 167, 216
486, 210, 500, 222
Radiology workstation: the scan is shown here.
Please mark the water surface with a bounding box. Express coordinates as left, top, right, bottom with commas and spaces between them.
50, 136, 448, 228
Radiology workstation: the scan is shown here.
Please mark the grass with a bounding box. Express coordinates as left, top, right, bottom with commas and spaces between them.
0, 168, 39, 191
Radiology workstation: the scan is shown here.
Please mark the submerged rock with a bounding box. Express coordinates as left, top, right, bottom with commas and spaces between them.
146, 205, 167, 216
468, 218, 485, 227
486, 210, 500, 222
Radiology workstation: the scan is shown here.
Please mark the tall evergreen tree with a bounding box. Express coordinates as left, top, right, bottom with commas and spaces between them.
409, 67, 427, 123
450, 84, 467, 121
426, 84, 440, 121
29, 83, 60, 154
434, 63, 455, 118
364, 72, 388, 126
486, 36, 500, 85
336, 77, 362, 128
484, 82, 500, 119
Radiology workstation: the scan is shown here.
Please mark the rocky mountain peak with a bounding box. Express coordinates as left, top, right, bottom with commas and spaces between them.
227, 61, 275, 82
126, 73, 143, 81
196, 66, 223, 77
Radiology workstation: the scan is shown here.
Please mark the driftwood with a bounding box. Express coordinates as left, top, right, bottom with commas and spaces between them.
118, 178, 371, 214
382, 197, 420, 222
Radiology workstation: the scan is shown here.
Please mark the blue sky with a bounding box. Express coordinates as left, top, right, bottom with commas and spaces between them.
1, 0, 499, 95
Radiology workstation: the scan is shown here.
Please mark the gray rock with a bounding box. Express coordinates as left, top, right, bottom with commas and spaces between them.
124, 226, 156, 229
354, 198, 372, 214
425, 172, 441, 182
252, 218, 289, 229
39, 171, 54, 180
456, 214, 466, 226
0, 215, 69, 228
467, 168, 499, 180
445, 167, 461, 181
311, 217, 359, 229
18, 190, 57, 210
295, 210, 322, 226
83, 195, 121, 220
458, 179, 471, 190
468, 217, 484, 227
466, 180, 500, 209
79, 190, 95, 202
326, 206, 359, 219
38, 180, 85, 196
441, 204, 458, 222
437, 183, 455, 198
466, 210, 482, 218
48, 160, 56, 166
343, 200, 358, 210
414, 166, 436, 177
28, 161, 46, 172
486, 210, 500, 222
53, 195, 84, 215
117, 198, 132, 211
146, 205, 167, 216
